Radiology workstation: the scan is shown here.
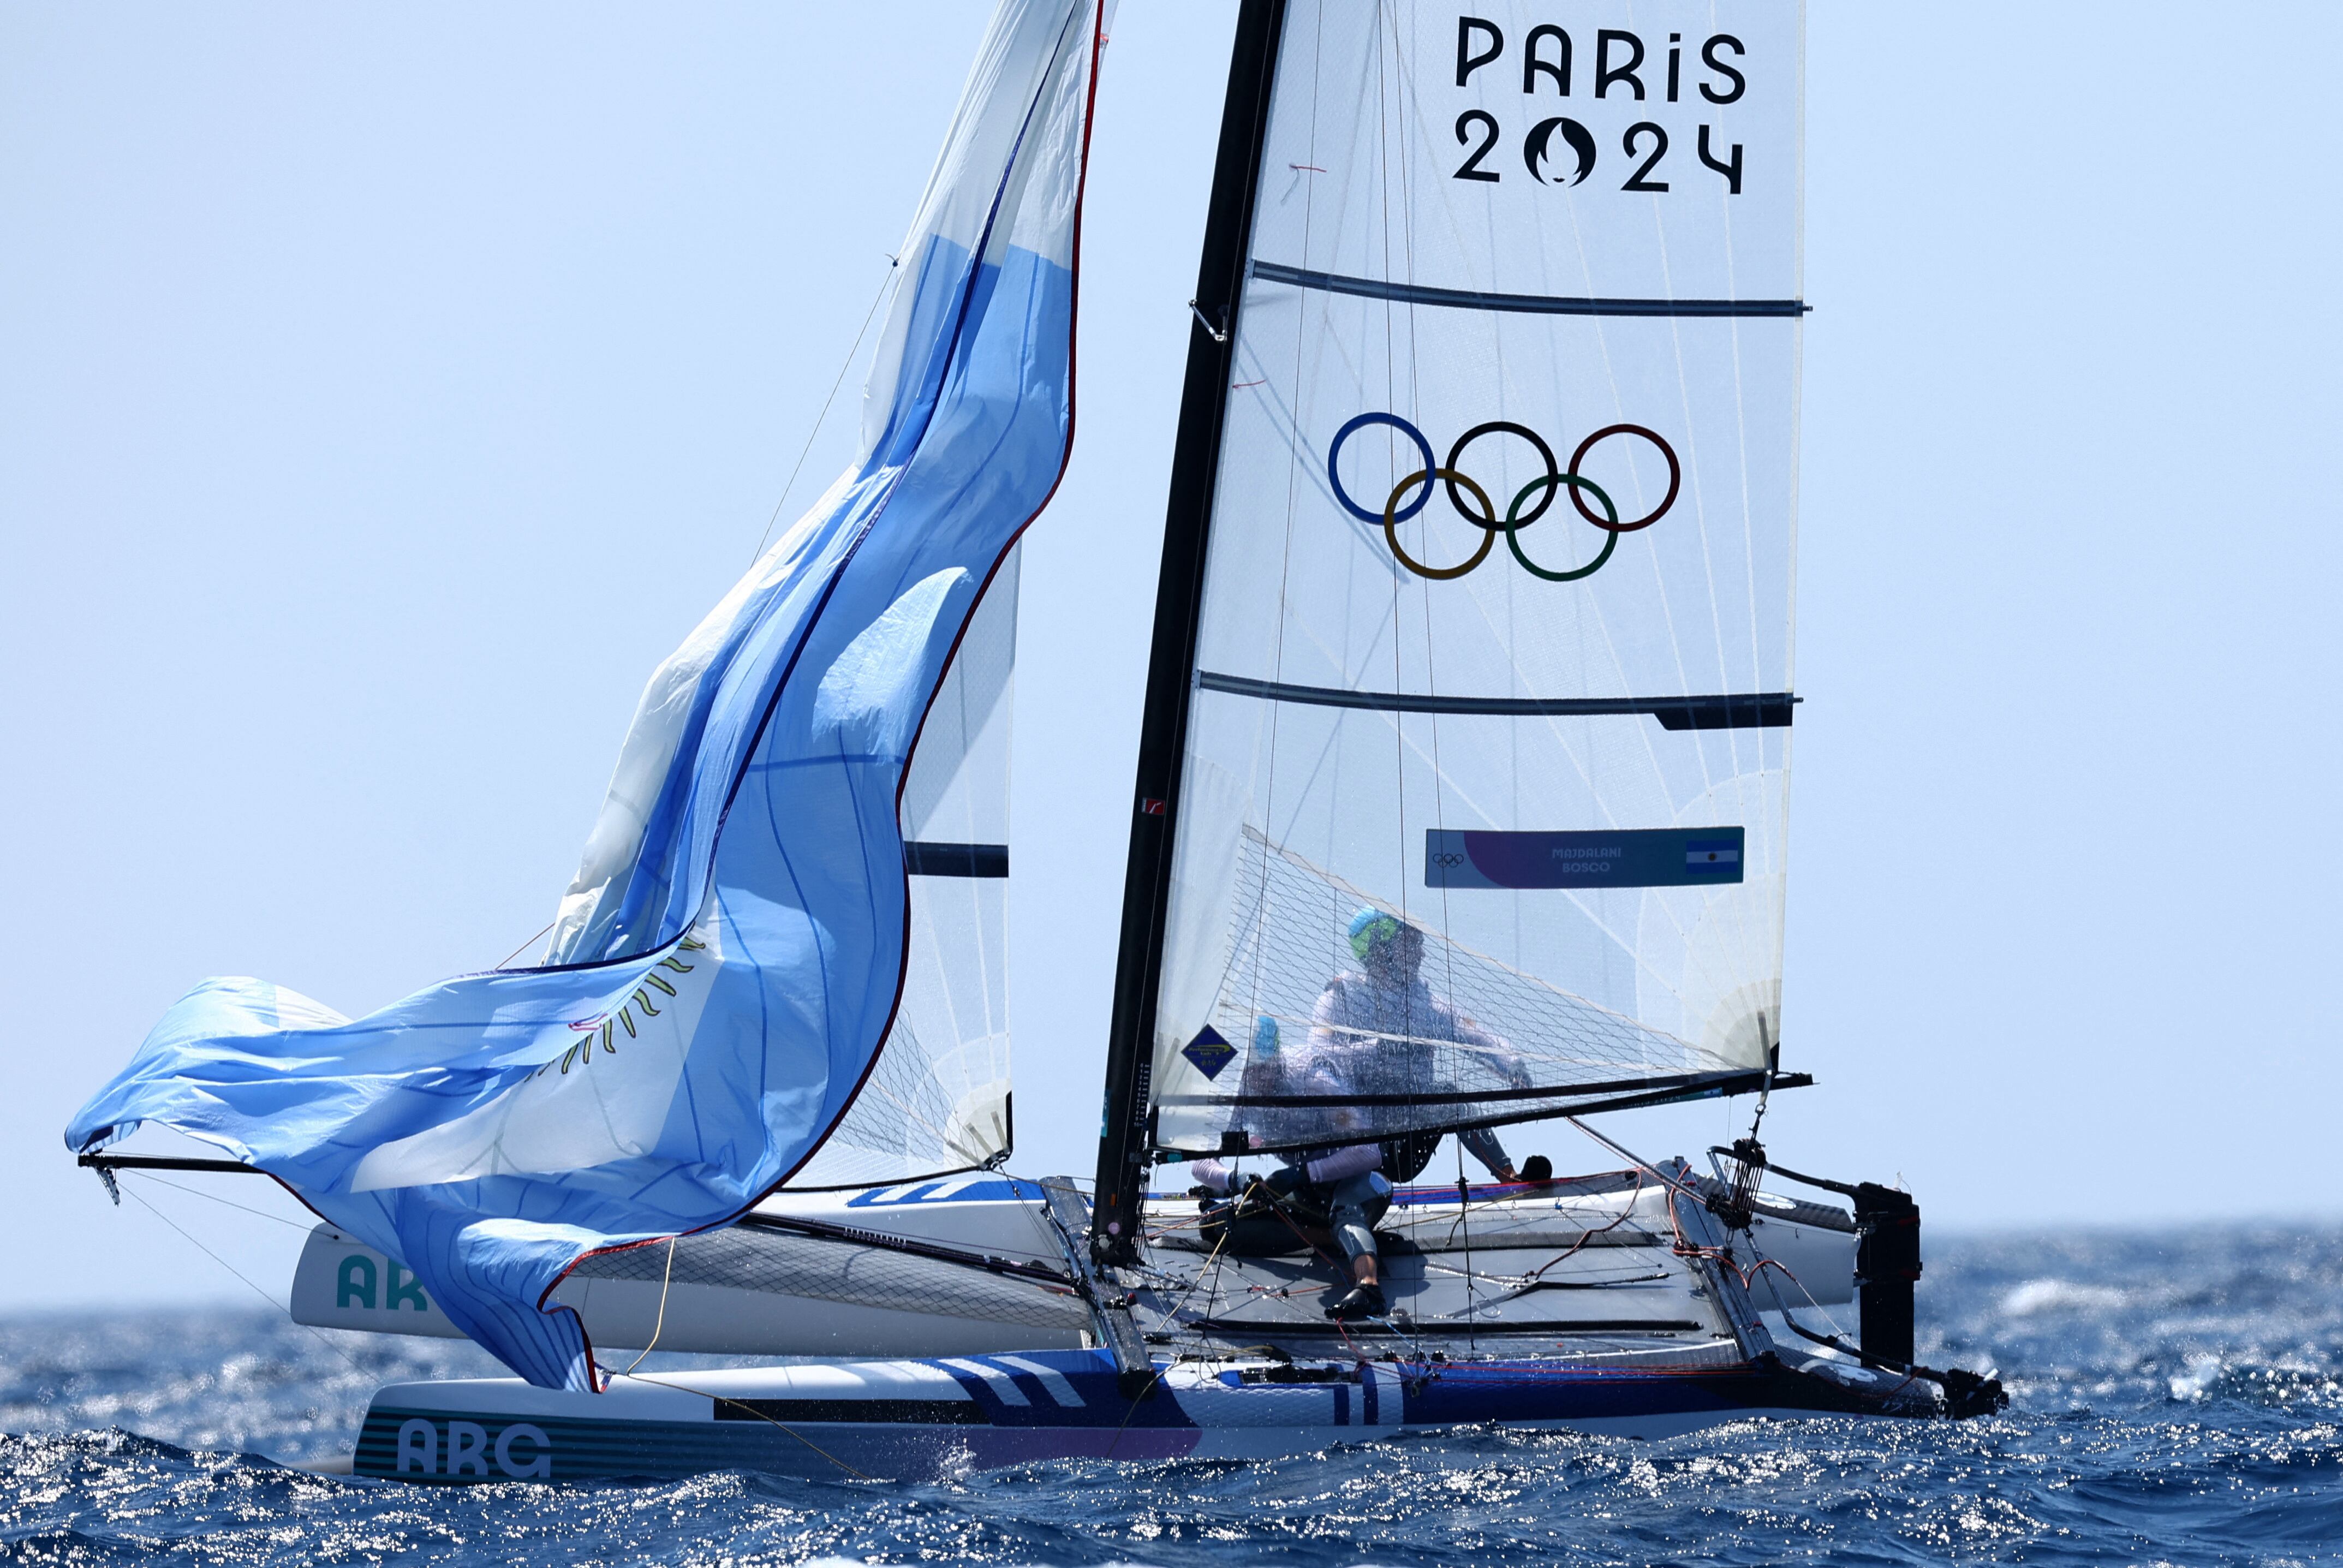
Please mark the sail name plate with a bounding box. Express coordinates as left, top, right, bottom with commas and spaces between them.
1426, 827, 1745, 890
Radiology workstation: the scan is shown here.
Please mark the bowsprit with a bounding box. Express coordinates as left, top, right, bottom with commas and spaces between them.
1327, 412, 1681, 582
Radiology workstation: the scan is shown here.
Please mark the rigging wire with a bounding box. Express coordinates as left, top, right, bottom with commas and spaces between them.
1154, 1217, 1236, 1332
117, 1181, 371, 1378
747, 254, 901, 567
1104, 1210, 1242, 1456
127, 1171, 318, 1234
1566, 1115, 1819, 1299
1380, 0, 1477, 1351
1238, 0, 1326, 1090
492, 920, 556, 971
1564, 1116, 1703, 1202
1454, 1147, 1476, 1354
483, 251, 900, 980
1242, 1188, 1386, 1361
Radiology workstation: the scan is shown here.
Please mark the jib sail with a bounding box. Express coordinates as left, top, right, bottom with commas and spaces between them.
69, 0, 1105, 1390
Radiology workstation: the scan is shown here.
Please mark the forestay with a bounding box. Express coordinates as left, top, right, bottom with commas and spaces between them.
68, 0, 1103, 1390
1148, 1, 1803, 1156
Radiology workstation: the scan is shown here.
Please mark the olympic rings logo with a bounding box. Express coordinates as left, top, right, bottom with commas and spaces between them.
1327, 413, 1680, 582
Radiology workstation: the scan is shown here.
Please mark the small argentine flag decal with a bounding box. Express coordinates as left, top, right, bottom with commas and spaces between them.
1685, 839, 1742, 873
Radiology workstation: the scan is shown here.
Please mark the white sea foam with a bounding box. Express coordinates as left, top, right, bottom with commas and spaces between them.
2000, 1278, 2128, 1317
2167, 1352, 2225, 1402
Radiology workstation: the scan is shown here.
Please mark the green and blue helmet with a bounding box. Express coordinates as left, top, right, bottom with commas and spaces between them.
1347, 907, 1405, 962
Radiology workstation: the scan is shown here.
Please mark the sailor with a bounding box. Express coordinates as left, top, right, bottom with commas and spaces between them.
1191, 909, 1528, 1322
1298, 909, 1524, 1320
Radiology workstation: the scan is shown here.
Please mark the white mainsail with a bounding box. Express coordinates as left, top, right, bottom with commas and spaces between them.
1141, 1, 1804, 1155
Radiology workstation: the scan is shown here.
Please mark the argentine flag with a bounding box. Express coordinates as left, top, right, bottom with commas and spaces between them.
66, 0, 1106, 1392
1686, 839, 1743, 874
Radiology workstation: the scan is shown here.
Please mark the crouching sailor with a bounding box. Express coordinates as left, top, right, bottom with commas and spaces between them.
1188, 1136, 1397, 1320
1190, 908, 1527, 1321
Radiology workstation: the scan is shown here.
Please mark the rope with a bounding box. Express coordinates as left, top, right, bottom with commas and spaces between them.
1246, 1185, 1380, 1360
1564, 1116, 1703, 1202
1100, 1362, 1172, 1460
1521, 1166, 1647, 1284
1563, 1116, 1767, 1285
1454, 1151, 1476, 1354
1155, 1204, 1237, 1333
133, 1176, 873, 1483
1573, 1135, 1960, 1404
609, 1370, 872, 1481
613, 1235, 679, 1379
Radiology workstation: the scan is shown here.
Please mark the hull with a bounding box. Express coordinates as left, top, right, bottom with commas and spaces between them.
330, 1161, 1969, 1484
292, 1178, 1090, 1356
353, 1345, 1933, 1484
293, 1170, 1853, 1358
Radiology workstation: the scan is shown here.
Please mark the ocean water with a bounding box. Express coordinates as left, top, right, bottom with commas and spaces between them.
2, 1224, 2339, 1566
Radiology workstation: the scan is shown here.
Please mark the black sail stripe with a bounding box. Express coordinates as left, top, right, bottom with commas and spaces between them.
1249, 260, 1809, 319
1196, 671, 1793, 730
902, 842, 1010, 877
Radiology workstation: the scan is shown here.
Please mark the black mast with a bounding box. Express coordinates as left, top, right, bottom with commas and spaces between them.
1089, 0, 1287, 1265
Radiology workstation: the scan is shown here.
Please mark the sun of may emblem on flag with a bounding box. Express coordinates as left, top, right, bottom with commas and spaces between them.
1181, 1026, 1236, 1081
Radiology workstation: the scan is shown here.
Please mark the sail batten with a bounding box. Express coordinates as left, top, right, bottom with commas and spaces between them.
1249, 260, 1807, 318
903, 842, 1012, 878
1196, 671, 1794, 726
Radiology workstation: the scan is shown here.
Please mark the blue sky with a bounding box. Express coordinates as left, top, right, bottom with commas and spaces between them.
3, 2, 2336, 1311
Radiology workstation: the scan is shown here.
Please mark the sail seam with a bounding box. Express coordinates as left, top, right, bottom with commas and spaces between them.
1248, 259, 1808, 318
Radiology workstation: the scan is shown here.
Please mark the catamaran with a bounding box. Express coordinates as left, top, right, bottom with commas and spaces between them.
69, 0, 2002, 1483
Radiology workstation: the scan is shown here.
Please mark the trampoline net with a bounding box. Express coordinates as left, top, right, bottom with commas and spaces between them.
1153, 830, 1743, 1154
